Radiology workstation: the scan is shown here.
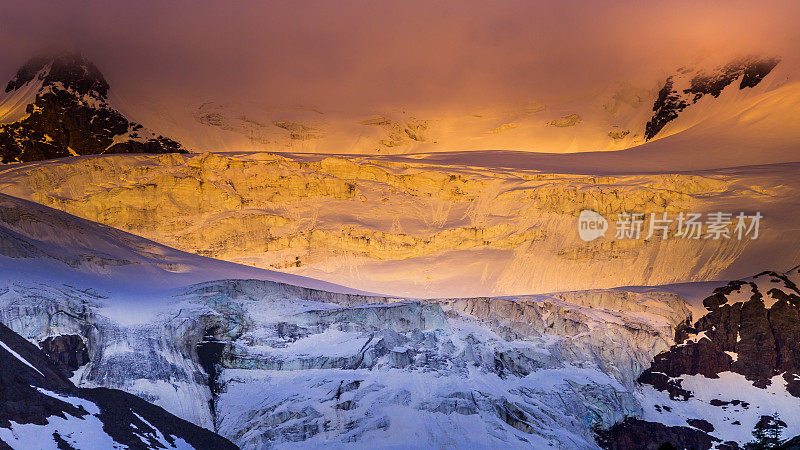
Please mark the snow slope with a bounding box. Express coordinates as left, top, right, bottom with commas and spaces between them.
0, 66, 46, 124
367, 56, 800, 173
0, 192, 370, 297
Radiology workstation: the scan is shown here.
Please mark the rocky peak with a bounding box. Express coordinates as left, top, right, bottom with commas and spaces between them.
596, 267, 800, 449
5, 52, 109, 98
0, 52, 186, 164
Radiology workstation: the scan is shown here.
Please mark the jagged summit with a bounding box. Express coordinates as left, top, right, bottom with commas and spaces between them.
0, 52, 186, 164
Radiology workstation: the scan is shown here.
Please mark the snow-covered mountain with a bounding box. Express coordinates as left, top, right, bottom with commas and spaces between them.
0, 52, 794, 298
0, 53, 185, 163
1, 189, 799, 448
1, 52, 793, 167
101, 54, 794, 164
1, 49, 799, 449
0, 321, 237, 449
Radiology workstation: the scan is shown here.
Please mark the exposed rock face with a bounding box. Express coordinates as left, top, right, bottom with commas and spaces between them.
0, 321, 78, 428
595, 418, 719, 450
361, 116, 429, 147
685, 418, 714, 433
639, 270, 800, 398
39, 334, 89, 372
645, 56, 780, 140
0, 322, 237, 449
547, 113, 582, 127
598, 267, 800, 448
608, 129, 630, 140
0, 52, 185, 163
645, 78, 688, 141
781, 435, 800, 449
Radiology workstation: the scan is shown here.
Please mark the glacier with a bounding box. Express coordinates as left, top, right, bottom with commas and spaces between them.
0, 190, 697, 448
2, 189, 799, 448
0, 278, 693, 449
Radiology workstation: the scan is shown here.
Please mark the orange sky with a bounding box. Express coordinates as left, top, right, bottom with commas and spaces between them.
1, 0, 798, 112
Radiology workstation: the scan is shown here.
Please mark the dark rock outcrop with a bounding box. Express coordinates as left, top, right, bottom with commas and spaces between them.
638, 270, 800, 397
686, 419, 714, 433
0, 321, 79, 429
595, 418, 719, 450
644, 56, 780, 140
0, 52, 185, 164
780, 435, 800, 450
600, 268, 800, 449
645, 77, 690, 141
40, 334, 90, 372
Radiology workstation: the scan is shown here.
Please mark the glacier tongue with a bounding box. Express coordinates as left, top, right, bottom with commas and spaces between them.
0, 277, 691, 448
